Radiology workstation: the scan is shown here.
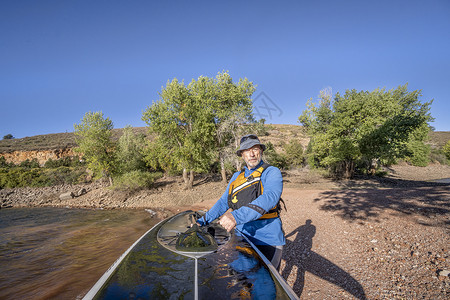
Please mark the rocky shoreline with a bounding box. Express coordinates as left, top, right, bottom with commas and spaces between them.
2, 163, 450, 210
0, 181, 106, 209
0, 175, 226, 216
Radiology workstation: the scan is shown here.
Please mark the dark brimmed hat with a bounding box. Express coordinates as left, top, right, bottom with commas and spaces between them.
236, 134, 266, 156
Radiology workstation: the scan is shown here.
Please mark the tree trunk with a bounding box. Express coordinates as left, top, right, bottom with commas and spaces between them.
234, 134, 242, 170
220, 158, 227, 183
182, 168, 189, 184
183, 169, 194, 189
367, 159, 378, 176
235, 158, 243, 171
343, 160, 355, 179
188, 170, 194, 189
103, 170, 113, 186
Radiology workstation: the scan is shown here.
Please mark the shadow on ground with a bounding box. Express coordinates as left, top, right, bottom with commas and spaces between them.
282, 220, 367, 299
314, 178, 450, 227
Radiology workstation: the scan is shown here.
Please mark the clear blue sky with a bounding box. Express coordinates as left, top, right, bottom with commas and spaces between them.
1, 0, 449, 139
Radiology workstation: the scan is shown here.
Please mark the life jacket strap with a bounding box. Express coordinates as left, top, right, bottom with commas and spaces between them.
258, 198, 286, 220
259, 211, 279, 219
259, 205, 279, 219
246, 203, 279, 219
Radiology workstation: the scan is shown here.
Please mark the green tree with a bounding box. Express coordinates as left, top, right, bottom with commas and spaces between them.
73, 111, 116, 185
443, 140, 450, 160
210, 71, 257, 181
404, 123, 431, 166
116, 126, 147, 173
142, 136, 179, 174
299, 84, 433, 178
142, 78, 216, 189
263, 142, 287, 169
142, 71, 258, 188
3, 134, 14, 140
283, 139, 305, 167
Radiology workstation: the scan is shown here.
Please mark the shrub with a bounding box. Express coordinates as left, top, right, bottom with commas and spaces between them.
443, 140, 450, 161
0, 168, 8, 188
282, 139, 304, 168
116, 126, 147, 174
0, 156, 12, 168
44, 157, 83, 168
263, 142, 287, 169
0, 166, 87, 189
223, 161, 237, 175
19, 158, 40, 168
429, 148, 448, 165
112, 170, 163, 191
0, 167, 47, 188
44, 166, 87, 185
406, 140, 430, 167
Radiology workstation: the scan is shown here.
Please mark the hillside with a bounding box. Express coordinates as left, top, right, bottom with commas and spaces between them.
0, 125, 449, 167
0, 127, 149, 153
1, 124, 449, 154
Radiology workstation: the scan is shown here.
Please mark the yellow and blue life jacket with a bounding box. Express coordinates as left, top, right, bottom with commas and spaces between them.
227, 163, 281, 219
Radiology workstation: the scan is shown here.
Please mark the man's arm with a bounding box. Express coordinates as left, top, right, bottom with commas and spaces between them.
196, 172, 240, 226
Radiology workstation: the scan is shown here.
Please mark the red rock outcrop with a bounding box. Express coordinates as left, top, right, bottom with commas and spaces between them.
0, 148, 77, 166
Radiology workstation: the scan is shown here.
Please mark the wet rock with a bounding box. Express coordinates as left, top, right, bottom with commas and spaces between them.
145, 209, 156, 217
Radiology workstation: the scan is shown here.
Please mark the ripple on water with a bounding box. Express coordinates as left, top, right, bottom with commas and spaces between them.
0, 207, 159, 299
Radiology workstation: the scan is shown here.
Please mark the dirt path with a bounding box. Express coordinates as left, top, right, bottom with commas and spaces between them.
279, 186, 449, 299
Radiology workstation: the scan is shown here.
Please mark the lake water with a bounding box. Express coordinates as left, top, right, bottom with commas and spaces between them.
0, 207, 160, 299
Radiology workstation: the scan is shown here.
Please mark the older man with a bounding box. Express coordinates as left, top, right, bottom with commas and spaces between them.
197, 134, 285, 269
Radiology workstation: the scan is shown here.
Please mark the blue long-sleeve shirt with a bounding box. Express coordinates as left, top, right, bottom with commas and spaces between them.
198, 161, 285, 246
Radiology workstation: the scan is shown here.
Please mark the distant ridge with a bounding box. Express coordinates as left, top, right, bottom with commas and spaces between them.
0, 127, 148, 153
1, 125, 449, 154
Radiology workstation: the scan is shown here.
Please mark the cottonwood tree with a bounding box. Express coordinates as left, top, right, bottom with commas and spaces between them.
142, 71, 258, 188
142, 135, 180, 173
116, 126, 147, 173
299, 84, 433, 178
74, 111, 116, 185
142, 78, 216, 189
210, 72, 257, 181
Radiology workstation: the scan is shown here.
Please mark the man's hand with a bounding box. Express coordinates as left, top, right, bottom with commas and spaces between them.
219, 211, 236, 232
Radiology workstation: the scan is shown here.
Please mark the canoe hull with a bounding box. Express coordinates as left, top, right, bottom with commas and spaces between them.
85, 210, 297, 299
